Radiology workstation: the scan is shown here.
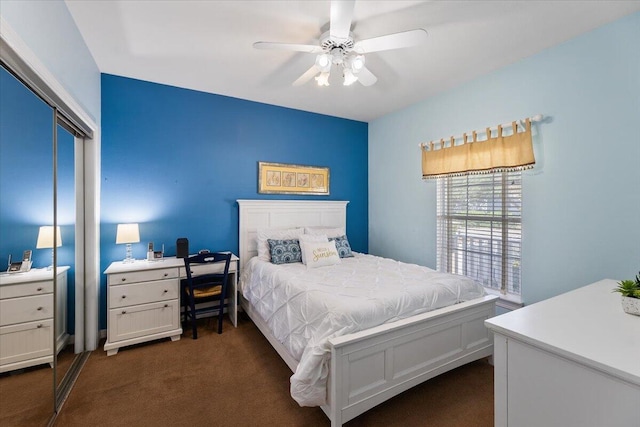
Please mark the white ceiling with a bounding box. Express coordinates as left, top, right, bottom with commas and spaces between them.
65, 0, 640, 122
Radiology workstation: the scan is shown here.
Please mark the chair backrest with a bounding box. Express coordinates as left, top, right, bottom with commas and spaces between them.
183, 252, 232, 288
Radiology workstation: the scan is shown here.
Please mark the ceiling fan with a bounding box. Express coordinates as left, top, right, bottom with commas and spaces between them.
253, 0, 428, 87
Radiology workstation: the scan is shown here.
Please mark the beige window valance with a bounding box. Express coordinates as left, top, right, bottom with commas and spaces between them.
421, 118, 535, 179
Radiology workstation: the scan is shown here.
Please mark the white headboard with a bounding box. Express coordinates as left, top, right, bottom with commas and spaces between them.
237, 199, 349, 272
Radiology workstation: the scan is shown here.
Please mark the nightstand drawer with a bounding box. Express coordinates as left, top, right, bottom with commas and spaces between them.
0, 280, 53, 299
0, 319, 54, 367
108, 299, 180, 343
109, 278, 179, 308
0, 294, 53, 326
108, 268, 178, 286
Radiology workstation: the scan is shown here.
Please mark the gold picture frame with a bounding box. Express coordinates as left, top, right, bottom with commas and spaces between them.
258, 162, 329, 195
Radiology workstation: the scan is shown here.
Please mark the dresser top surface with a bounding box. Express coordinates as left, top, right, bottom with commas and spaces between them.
0, 266, 70, 286
104, 254, 238, 275
485, 279, 640, 385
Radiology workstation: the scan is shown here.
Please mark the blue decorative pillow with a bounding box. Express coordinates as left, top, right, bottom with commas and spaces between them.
328, 235, 354, 258
267, 239, 302, 264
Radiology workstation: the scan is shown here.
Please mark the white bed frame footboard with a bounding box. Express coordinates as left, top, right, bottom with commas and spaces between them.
325, 295, 496, 425
237, 200, 498, 426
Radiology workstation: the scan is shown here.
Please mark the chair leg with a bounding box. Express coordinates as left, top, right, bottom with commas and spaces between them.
189, 295, 198, 339
181, 287, 187, 328
217, 296, 224, 334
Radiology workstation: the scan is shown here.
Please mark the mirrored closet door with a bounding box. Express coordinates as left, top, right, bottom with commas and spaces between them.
0, 65, 56, 426
0, 63, 88, 425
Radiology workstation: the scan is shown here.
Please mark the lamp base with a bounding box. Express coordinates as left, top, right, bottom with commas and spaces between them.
123, 243, 135, 263
47, 248, 54, 270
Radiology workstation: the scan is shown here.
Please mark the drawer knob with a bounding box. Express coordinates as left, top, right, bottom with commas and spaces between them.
121, 278, 126, 282
37, 324, 43, 328
163, 273, 168, 277
121, 295, 127, 299
37, 287, 43, 291
37, 307, 43, 311
164, 304, 168, 308
163, 289, 168, 293
121, 310, 126, 314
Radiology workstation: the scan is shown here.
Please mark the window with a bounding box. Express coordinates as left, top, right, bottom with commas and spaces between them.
436, 171, 522, 301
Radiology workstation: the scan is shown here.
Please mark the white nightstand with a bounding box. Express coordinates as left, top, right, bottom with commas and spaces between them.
103, 254, 239, 356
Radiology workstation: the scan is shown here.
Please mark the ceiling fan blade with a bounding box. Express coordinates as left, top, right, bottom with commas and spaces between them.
356, 66, 377, 87
353, 29, 428, 54
293, 65, 320, 86
329, 0, 355, 42
253, 41, 323, 53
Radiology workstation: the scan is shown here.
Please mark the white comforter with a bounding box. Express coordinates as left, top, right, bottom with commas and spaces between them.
240, 253, 485, 407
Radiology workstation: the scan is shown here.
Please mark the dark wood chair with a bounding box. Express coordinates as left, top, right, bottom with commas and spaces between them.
181, 252, 231, 339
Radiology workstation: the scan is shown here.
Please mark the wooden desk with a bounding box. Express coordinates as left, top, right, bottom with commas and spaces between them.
103, 254, 239, 356
485, 279, 640, 427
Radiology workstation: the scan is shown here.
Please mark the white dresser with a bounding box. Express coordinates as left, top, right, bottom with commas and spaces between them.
104, 255, 239, 356
0, 267, 69, 373
485, 279, 640, 427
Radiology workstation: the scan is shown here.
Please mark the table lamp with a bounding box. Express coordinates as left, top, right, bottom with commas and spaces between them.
36, 225, 62, 270
116, 223, 140, 263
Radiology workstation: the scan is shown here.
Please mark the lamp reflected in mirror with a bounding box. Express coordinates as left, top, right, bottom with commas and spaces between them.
36, 225, 62, 270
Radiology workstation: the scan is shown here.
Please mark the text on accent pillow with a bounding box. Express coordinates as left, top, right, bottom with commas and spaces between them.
302, 240, 341, 268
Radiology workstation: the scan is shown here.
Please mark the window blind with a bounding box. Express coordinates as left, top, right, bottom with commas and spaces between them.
436, 171, 522, 297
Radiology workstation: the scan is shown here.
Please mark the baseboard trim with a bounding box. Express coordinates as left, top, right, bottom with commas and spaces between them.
496, 298, 524, 311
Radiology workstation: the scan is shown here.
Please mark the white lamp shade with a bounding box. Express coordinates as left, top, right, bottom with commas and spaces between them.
36, 226, 62, 249
116, 223, 140, 244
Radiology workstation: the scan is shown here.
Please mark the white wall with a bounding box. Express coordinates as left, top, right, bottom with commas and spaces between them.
369, 12, 640, 305
0, 0, 100, 123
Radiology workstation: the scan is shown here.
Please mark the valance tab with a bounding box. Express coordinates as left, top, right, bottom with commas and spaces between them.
421, 119, 535, 179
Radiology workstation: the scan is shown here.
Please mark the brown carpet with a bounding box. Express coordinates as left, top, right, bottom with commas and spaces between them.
53, 315, 493, 426
0, 343, 77, 427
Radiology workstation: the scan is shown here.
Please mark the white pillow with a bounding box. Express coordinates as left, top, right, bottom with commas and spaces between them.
256, 227, 304, 261
302, 240, 341, 268
299, 234, 329, 265
304, 226, 345, 238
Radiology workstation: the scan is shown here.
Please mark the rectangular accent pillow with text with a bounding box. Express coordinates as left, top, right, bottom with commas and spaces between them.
299, 234, 329, 265
302, 240, 341, 268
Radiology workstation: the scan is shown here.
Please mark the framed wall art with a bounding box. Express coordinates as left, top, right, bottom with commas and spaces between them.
258, 162, 329, 195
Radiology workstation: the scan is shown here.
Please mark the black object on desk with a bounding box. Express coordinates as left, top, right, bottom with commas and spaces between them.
176, 238, 189, 258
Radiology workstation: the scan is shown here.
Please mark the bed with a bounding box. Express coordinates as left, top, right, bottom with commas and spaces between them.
237, 199, 497, 426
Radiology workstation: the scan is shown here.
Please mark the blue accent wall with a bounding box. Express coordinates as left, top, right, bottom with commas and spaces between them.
369, 12, 640, 305
100, 74, 368, 328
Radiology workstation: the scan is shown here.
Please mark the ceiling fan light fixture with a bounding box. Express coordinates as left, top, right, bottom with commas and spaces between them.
315, 72, 330, 86
343, 69, 358, 86
351, 55, 365, 73
255, 0, 427, 88
315, 53, 332, 72
330, 48, 345, 65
